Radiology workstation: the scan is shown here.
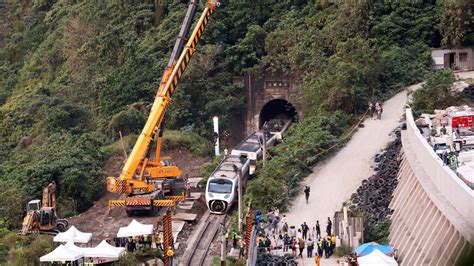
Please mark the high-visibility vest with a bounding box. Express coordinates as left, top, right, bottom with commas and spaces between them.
166, 247, 174, 257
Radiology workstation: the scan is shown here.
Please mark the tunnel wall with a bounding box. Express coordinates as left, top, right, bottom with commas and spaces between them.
389, 109, 474, 265
243, 73, 302, 135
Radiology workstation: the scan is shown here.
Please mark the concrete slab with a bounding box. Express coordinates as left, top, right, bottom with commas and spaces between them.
145, 258, 164, 266
227, 248, 240, 258
177, 200, 194, 210
172, 220, 185, 233
172, 231, 179, 243
187, 192, 201, 200
172, 213, 198, 222
188, 178, 202, 188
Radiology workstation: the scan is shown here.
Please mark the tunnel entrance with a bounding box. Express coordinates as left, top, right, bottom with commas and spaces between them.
259, 99, 297, 129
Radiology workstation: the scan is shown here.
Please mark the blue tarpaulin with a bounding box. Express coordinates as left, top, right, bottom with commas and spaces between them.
356, 242, 394, 256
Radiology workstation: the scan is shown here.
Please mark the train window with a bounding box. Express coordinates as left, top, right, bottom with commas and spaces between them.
208, 179, 233, 194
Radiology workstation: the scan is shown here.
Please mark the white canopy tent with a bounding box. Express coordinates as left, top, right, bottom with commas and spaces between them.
65, 241, 93, 254
53, 226, 92, 243
86, 240, 126, 258
39, 244, 83, 262
63, 240, 125, 265
117, 219, 153, 238
358, 249, 398, 266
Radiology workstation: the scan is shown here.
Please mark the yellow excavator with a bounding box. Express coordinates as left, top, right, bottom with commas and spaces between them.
20, 181, 69, 235
107, 0, 220, 216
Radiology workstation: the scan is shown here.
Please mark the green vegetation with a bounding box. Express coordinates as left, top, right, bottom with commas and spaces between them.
113, 253, 139, 266
247, 113, 351, 209
364, 218, 392, 244
242, 0, 472, 211
0, 0, 472, 262
212, 256, 246, 266
334, 242, 352, 257
0, 232, 54, 264
412, 69, 461, 116
162, 130, 212, 157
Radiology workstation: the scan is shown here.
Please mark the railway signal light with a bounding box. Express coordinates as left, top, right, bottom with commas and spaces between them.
222, 130, 230, 142
212, 132, 219, 144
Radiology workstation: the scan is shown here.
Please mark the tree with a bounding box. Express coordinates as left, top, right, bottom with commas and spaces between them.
0, 185, 27, 229
439, 0, 474, 48
412, 69, 460, 116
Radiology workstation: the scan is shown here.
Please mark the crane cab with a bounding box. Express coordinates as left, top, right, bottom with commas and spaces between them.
26, 199, 56, 227
39, 207, 56, 227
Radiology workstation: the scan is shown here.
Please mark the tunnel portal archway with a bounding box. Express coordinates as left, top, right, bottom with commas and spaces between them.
259, 99, 297, 129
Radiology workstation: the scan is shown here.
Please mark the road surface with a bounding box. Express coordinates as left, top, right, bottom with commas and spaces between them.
278, 70, 474, 265
283, 88, 410, 265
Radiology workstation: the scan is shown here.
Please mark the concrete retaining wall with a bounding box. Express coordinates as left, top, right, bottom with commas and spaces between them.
389, 109, 474, 265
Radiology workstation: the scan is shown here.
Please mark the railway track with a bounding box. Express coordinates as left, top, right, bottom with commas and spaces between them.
181, 212, 226, 266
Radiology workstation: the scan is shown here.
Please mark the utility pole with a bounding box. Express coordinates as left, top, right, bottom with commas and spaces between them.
262, 122, 268, 167
213, 116, 220, 156
234, 164, 243, 234
220, 223, 227, 266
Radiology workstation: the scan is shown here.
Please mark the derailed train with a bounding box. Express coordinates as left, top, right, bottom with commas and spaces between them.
205, 119, 292, 214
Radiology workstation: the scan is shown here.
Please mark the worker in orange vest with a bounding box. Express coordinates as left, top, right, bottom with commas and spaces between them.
315, 254, 321, 266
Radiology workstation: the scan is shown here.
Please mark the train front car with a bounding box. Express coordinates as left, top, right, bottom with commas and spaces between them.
205, 156, 249, 214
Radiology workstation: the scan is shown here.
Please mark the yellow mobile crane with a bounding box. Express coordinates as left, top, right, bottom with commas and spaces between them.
108, 0, 219, 216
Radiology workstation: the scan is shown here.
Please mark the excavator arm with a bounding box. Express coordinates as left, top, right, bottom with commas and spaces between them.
108, 0, 219, 195
42, 181, 56, 208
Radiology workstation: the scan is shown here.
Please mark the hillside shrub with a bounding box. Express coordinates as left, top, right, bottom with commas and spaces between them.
162, 130, 212, 157
412, 69, 461, 116
364, 218, 392, 244
0, 233, 53, 265
108, 108, 146, 139
113, 253, 139, 266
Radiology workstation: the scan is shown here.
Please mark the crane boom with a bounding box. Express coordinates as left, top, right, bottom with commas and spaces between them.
108, 0, 219, 195
168, 0, 199, 67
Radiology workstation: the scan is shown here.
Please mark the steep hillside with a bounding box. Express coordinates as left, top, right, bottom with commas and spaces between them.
0, 0, 473, 263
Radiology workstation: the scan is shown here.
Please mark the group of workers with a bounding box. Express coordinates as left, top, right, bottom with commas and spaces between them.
253, 207, 338, 261
280, 218, 336, 259
368, 101, 383, 120
224, 230, 246, 258
111, 235, 153, 252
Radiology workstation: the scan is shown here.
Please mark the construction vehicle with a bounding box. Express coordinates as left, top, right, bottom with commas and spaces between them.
21, 181, 69, 235
107, 0, 220, 216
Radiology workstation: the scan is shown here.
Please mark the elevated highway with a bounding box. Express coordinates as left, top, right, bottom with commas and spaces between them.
389, 108, 474, 265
